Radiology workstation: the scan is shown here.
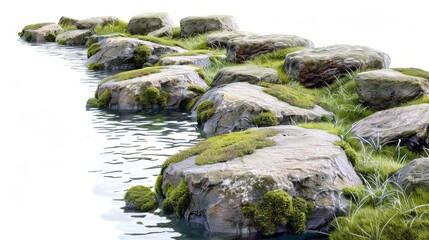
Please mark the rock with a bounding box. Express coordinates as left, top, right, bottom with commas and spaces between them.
76, 16, 117, 29
56, 30, 93, 46
192, 82, 332, 136
20, 23, 63, 43
356, 69, 429, 110
207, 31, 255, 47
85, 37, 186, 70
128, 12, 173, 36
391, 158, 429, 190
227, 34, 313, 63
352, 104, 429, 151
180, 15, 238, 37
161, 125, 362, 235
285, 45, 391, 87
159, 54, 212, 69
96, 65, 208, 111
211, 65, 280, 87
85, 34, 125, 47
58, 16, 78, 26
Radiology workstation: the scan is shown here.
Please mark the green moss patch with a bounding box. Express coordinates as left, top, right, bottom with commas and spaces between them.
87, 43, 101, 58
116, 67, 164, 82
19, 22, 53, 37
124, 185, 158, 212
59, 24, 77, 32
196, 100, 215, 124
162, 179, 191, 216
297, 122, 342, 135
253, 111, 278, 127
134, 45, 151, 66
58, 39, 67, 45
394, 67, 429, 80
93, 19, 128, 35
187, 85, 206, 95
334, 140, 359, 166
195, 67, 212, 85
260, 82, 316, 109
136, 86, 169, 111
88, 63, 104, 70
44, 32, 56, 42
134, 35, 185, 48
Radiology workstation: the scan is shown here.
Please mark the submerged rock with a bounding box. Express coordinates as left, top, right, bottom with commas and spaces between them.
356, 69, 429, 110
391, 158, 429, 190
56, 29, 93, 46
161, 125, 362, 235
211, 65, 280, 87
76, 16, 117, 29
128, 12, 174, 36
180, 15, 238, 37
285, 45, 391, 87
85, 37, 186, 70
159, 54, 213, 70
352, 104, 429, 151
94, 65, 208, 111
20, 23, 63, 43
227, 34, 313, 63
192, 82, 332, 136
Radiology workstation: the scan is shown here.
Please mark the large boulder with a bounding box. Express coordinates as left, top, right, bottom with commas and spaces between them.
356, 69, 429, 110
20, 23, 63, 43
159, 54, 212, 70
85, 37, 186, 70
128, 12, 173, 36
207, 31, 255, 47
58, 16, 78, 26
211, 65, 280, 87
391, 158, 429, 190
227, 34, 313, 63
161, 125, 362, 235
192, 82, 332, 136
56, 30, 93, 46
95, 65, 208, 111
285, 45, 391, 87
180, 15, 238, 37
76, 16, 117, 29
352, 104, 429, 151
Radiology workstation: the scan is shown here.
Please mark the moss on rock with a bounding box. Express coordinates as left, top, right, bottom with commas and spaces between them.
134, 45, 152, 67
87, 43, 101, 58
161, 179, 190, 216
136, 86, 169, 111
88, 63, 105, 70
44, 32, 56, 42
253, 111, 278, 127
334, 140, 358, 166
196, 100, 215, 124
187, 85, 206, 95
58, 39, 67, 45
87, 88, 112, 108
19, 22, 53, 37
259, 82, 316, 109
124, 185, 158, 212
111, 67, 164, 82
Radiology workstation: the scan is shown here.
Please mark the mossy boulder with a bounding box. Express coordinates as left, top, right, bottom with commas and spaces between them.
58, 16, 78, 26
227, 34, 313, 63
192, 82, 332, 136
124, 185, 158, 212
159, 54, 213, 70
391, 158, 429, 190
19, 23, 63, 43
85, 37, 186, 70
93, 65, 208, 111
211, 65, 280, 87
160, 125, 362, 235
284, 44, 391, 87
356, 69, 429, 110
180, 15, 238, 37
352, 104, 429, 151
76, 16, 117, 29
55, 29, 93, 46
128, 12, 173, 36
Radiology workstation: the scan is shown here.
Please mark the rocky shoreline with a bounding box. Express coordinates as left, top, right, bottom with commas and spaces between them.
19, 13, 429, 239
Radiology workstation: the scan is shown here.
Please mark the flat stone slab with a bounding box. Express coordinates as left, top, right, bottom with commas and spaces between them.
211, 65, 280, 87
356, 69, 429, 110
180, 15, 238, 37
192, 82, 332, 136
162, 125, 362, 234
352, 104, 429, 150
391, 158, 429, 190
285, 44, 391, 87
56, 29, 93, 46
159, 54, 212, 70
128, 12, 173, 36
227, 34, 313, 63
76, 16, 117, 29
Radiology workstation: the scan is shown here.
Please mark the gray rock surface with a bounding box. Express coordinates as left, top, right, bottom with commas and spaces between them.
180, 15, 238, 37
162, 125, 362, 234
192, 82, 332, 136
76, 16, 117, 29
352, 104, 429, 150
85, 34, 125, 47
356, 69, 429, 110
285, 45, 391, 87
227, 34, 313, 63
56, 30, 93, 46
391, 158, 429, 190
128, 12, 173, 36
207, 31, 255, 47
85, 37, 186, 70
211, 65, 280, 87
97, 65, 208, 111
58, 16, 78, 26
159, 54, 212, 69
21, 23, 63, 43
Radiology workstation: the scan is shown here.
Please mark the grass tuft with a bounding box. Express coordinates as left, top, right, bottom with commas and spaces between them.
93, 19, 128, 35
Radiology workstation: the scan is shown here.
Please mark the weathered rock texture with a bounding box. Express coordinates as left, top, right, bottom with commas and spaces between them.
180, 15, 238, 37
356, 69, 429, 110
159, 54, 213, 70
352, 104, 429, 151
207, 31, 255, 47
56, 30, 93, 46
58, 16, 78, 26
128, 12, 173, 36
97, 65, 208, 111
285, 45, 391, 87
391, 158, 429, 190
76, 16, 117, 29
21, 23, 63, 43
192, 82, 332, 136
227, 34, 313, 63
86, 37, 186, 70
162, 126, 362, 234
211, 65, 280, 87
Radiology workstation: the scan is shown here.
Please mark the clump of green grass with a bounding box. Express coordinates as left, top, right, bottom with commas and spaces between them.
298, 122, 342, 135
124, 185, 158, 212
334, 140, 359, 166
253, 111, 278, 127
260, 82, 317, 109
87, 43, 101, 58
93, 19, 128, 35
162, 179, 191, 216
134, 35, 185, 48
172, 27, 181, 39
160, 49, 225, 58
59, 24, 77, 32
393, 67, 429, 80
107, 66, 164, 82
